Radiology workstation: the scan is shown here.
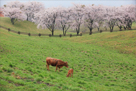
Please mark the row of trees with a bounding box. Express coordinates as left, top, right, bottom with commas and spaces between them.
2, 1, 136, 35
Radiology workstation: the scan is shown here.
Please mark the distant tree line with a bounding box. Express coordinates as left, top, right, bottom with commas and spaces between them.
2, 1, 136, 35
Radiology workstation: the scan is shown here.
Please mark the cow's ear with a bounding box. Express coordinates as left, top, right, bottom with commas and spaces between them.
65, 62, 67, 63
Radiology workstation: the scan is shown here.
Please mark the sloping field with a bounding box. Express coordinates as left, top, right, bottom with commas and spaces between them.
0, 17, 77, 35
64, 29, 136, 56
0, 18, 136, 91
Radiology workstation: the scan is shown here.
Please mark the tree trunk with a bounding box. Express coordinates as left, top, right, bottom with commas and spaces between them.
63, 30, 64, 35
129, 21, 132, 30
77, 31, 79, 35
129, 26, 131, 30
98, 28, 99, 31
26, 14, 28, 21
11, 18, 15, 25
76, 26, 80, 35
110, 29, 113, 32
124, 26, 126, 30
63, 27, 65, 35
110, 26, 114, 32
52, 29, 54, 36
89, 28, 93, 35
64, 31, 66, 36
119, 26, 122, 31
110, 27, 112, 32
128, 24, 132, 30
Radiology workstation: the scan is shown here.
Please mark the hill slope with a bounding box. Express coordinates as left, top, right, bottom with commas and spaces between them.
0, 17, 77, 35
64, 30, 136, 56
0, 17, 136, 91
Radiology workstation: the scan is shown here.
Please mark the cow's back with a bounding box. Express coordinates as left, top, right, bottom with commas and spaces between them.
46, 57, 59, 66
69, 69, 73, 73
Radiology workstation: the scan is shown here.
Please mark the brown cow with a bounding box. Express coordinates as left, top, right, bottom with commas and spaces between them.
66, 69, 73, 77
46, 57, 68, 72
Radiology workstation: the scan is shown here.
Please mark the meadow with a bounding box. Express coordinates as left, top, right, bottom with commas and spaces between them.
0, 17, 136, 91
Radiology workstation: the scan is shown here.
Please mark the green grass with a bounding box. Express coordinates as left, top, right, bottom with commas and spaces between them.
0, 17, 77, 35
0, 17, 136, 91
64, 30, 136, 56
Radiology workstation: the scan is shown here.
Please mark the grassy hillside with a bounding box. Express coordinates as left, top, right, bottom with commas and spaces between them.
0, 17, 136, 91
0, 17, 77, 35
64, 30, 136, 56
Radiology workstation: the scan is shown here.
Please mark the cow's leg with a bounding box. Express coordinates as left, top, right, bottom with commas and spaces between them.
70, 74, 71, 77
58, 67, 61, 72
46, 61, 49, 71
59, 67, 61, 72
48, 65, 50, 71
72, 73, 73, 78
59, 66, 63, 72
67, 74, 69, 77
47, 64, 50, 71
55, 66, 58, 72
46, 64, 48, 70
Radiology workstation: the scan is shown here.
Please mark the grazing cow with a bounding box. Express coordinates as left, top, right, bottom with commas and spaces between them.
66, 69, 73, 77
46, 57, 68, 72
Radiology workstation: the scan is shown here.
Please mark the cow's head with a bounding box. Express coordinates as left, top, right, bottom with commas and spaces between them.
66, 74, 69, 77
65, 62, 68, 68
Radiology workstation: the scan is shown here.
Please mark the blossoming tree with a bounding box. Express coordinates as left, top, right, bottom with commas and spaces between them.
3, 7, 27, 25
34, 7, 60, 35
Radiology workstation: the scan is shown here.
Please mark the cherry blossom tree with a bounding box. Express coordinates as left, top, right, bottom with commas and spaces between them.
103, 6, 118, 32
95, 5, 105, 31
2, 1, 27, 25
34, 7, 60, 35
3, 1, 135, 33
23, 1, 45, 21
83, 5, 105, 34
3, 1, 45, 22
115, 19, 124, 31
114, 6, 126, 31
57, 7, 72, 35
121, 5, 136, 30
83, 5, 94, 34
70, 4, 85, 35
93, 22, 103, 32
3, 1, 24, 9
113, 5, 136, 31
3, 7, 27, 25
